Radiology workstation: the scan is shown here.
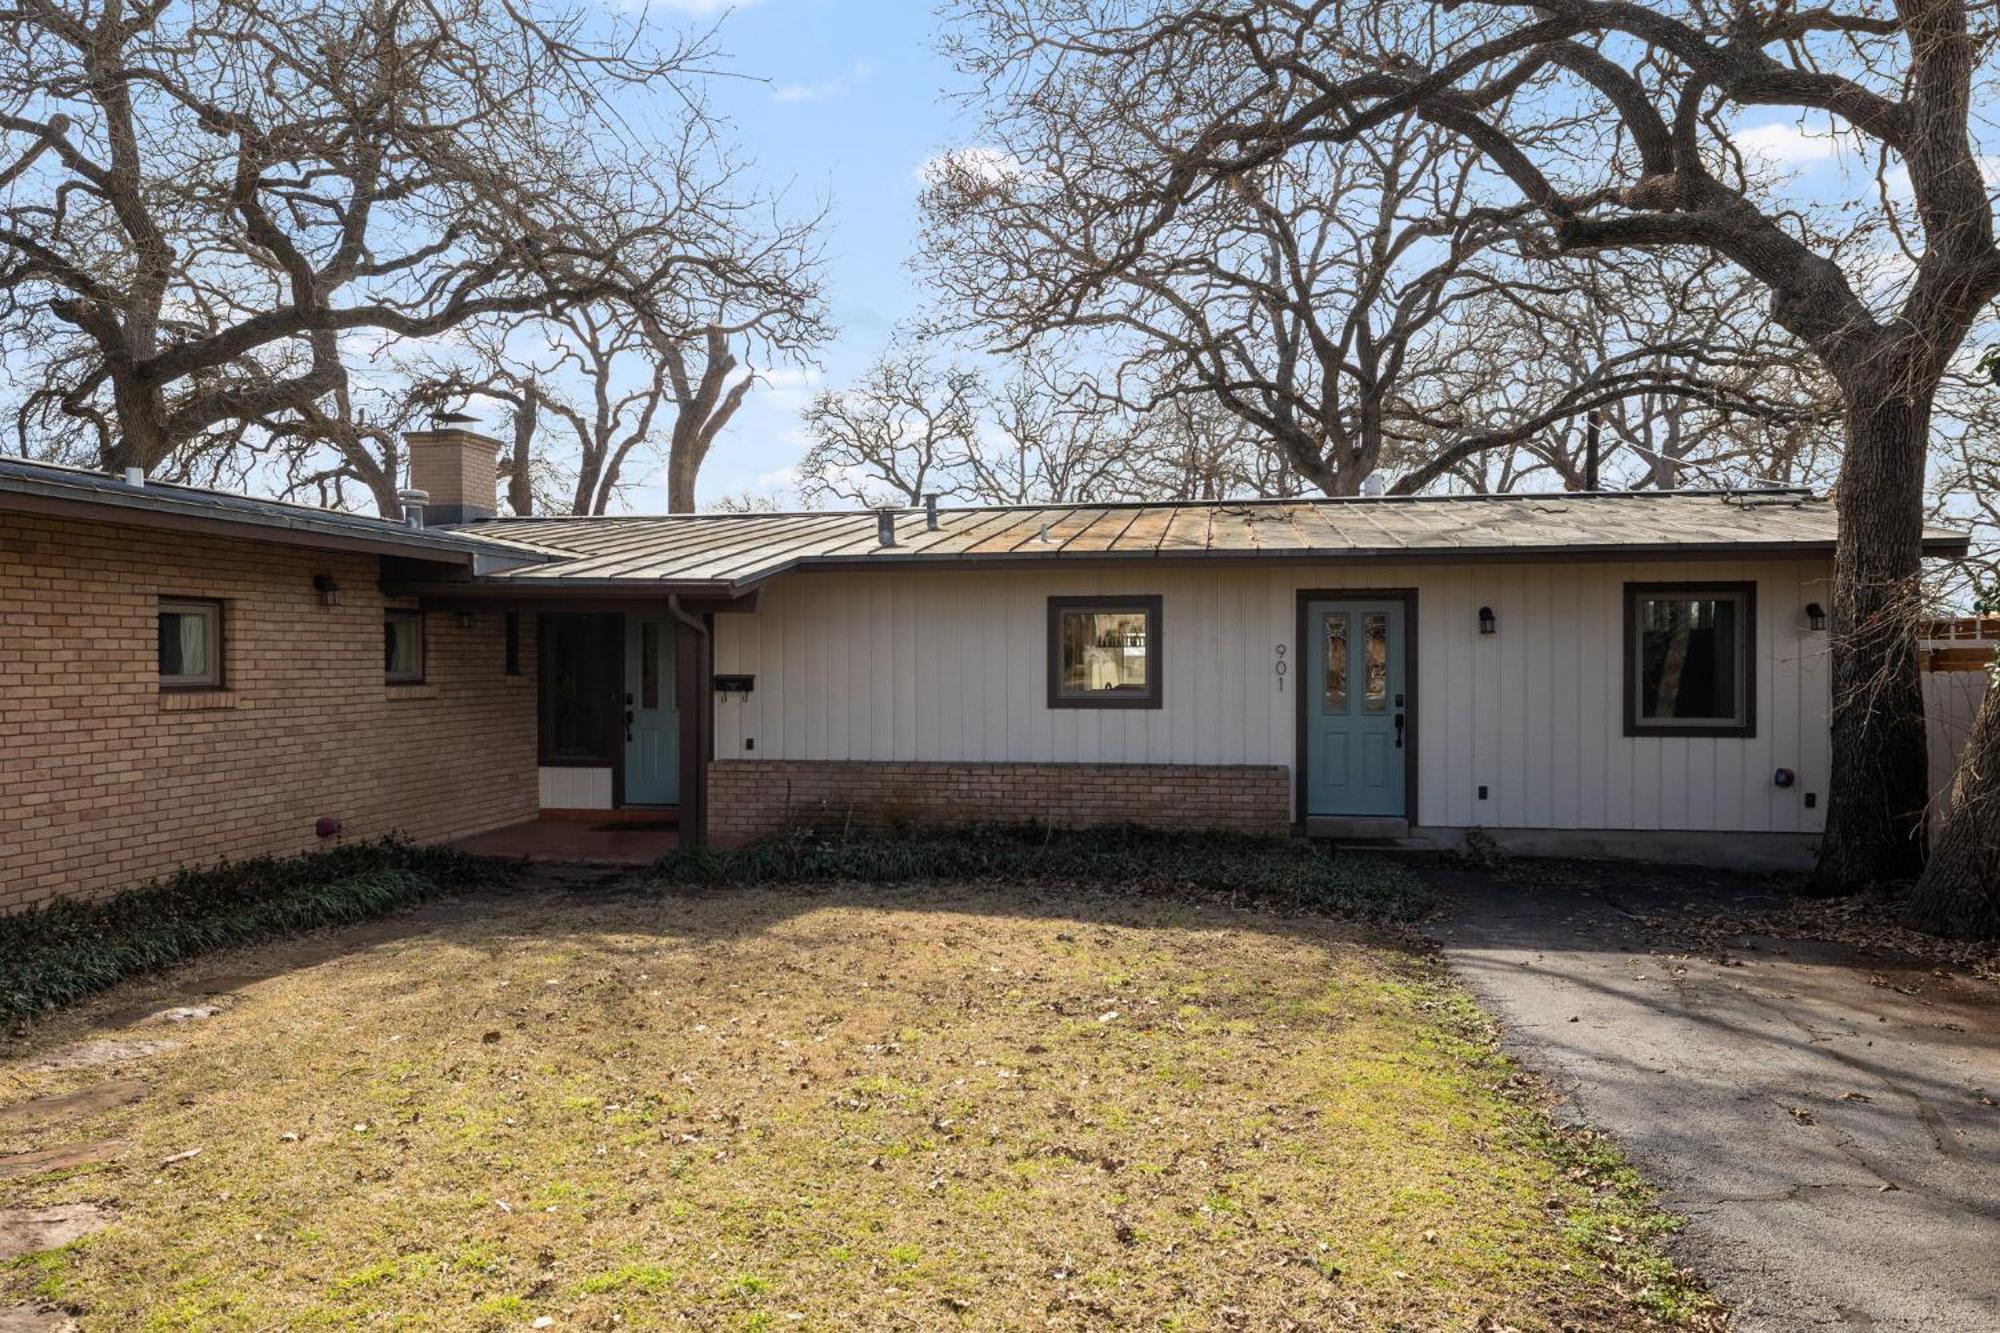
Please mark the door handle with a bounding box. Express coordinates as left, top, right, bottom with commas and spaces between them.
1394, 712, 1405, 749
625, 709, 634, 742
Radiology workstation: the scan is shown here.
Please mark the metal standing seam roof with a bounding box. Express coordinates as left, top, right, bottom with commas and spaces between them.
461, 489, 1972, 593
0, 454, 558, 567
1, 458, 1971, 592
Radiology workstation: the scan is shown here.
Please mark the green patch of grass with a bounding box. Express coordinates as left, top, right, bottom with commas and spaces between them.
651, 823, 1428, 919
0, 838, 494, 1028
0, 881, 1716, 1330
575, 1262, 678, 1295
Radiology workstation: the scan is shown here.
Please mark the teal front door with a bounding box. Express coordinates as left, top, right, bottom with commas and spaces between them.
1305, 599, 1407, 817
623, 614, 679, 806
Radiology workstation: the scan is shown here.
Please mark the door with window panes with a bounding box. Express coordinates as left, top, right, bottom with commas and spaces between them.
1304, 599, 1407, 817
623, 614, 679, 805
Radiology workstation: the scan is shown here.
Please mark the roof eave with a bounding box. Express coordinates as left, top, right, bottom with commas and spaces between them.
0, 472, 540, 565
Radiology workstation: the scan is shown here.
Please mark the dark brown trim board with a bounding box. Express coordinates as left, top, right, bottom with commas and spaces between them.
1293, 588, 1419, 832
671, 608, 714, 845
1046, 594, 1165, 710
1622, 580, 1758, 739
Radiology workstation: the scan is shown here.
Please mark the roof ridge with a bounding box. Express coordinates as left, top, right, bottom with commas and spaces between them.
467, 486, 1824, 525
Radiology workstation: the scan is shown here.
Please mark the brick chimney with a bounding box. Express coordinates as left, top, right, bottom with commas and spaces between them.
403, 429, 502, 525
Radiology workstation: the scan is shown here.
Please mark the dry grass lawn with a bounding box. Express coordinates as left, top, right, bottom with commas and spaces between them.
2, 875, 1710, 1330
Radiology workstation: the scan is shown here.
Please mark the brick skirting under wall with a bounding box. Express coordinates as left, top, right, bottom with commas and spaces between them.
707, 760, 1292, 843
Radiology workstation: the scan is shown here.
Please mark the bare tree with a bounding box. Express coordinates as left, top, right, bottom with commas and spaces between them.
942, 0, 2000, 914
798, 343, 1306, 507
798, 350, 983, 506
0, 0, 783, 483
921, 85, 1811, 500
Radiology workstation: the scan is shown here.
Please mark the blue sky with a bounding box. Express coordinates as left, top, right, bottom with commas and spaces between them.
641, 0, 974, 509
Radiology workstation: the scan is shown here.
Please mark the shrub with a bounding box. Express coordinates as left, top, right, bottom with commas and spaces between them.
0, 838, 491, 1028
651, 824, 1428, 920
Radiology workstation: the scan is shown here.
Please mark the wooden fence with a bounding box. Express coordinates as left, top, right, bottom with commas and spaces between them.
1922, 618, 1995, 827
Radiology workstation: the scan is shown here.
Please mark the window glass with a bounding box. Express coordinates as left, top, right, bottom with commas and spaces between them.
385, 611, 425, 682
1362, 613, 1389, 713
640, 621, 661, 710
1322, 612, 1348, 713
1635, 592, 1743, 724
158, 599, 220, 687
1059, 609, 1150, 695
539, 613, 617, 762
1049, 598, 1161, 707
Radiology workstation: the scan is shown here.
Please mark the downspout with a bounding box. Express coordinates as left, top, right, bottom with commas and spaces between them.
668, 593, 711, 847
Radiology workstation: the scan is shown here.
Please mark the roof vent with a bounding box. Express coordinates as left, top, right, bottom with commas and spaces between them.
924, 493, 940, 530
876, 507, 898, 547
122, 467, 144, 488
1360, 473, 1386, 497
397, 488, 429, 529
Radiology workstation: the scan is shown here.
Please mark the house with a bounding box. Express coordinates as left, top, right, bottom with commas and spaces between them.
0, 429, 1971, 911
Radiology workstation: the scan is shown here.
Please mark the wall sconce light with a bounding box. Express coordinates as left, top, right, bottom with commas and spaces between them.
1478, 606, 1496, 635
455, 611, 475, 630
1804, 602, 1827, 632
312, 574, 341, 607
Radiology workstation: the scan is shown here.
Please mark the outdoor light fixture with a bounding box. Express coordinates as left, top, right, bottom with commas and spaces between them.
455, 611, 475, 630
1805, 602, 1827, 632
312, 574, 341, 607
1478, 605, 1496, 635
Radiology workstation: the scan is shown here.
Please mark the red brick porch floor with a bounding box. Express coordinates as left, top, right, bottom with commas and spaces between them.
454, 817, 680, 865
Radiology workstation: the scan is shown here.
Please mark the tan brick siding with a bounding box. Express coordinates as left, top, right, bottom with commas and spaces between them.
0, 513, 537, 911
708, 760, 1291, 843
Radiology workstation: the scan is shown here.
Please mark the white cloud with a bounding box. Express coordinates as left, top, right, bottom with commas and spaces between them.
914, 145, 1029, 187
774, 60, 875, 105
1733, 120, 1845, 169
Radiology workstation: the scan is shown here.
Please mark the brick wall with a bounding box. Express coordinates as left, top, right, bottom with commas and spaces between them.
0, 513, 538, 911
708, 760, 1292, 843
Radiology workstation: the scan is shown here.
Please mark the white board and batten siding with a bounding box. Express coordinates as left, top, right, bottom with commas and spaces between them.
539, 765, 613, 811
712, 559, 1836, 836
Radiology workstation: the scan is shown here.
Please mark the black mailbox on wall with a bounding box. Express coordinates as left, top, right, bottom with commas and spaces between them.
713, 674, 756, 695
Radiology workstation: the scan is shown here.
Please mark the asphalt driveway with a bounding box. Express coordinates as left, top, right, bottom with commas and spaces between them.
1426, 865, 2000, 1332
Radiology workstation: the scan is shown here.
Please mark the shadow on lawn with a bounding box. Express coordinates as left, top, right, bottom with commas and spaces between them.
8, 865, 1415, 1055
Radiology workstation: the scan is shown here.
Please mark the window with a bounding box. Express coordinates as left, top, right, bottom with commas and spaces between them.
1624, 582, 1755, 737
158, 598, 222, 688
384, 609, 426, 683
538, 613, 618, 764
1047, 596, 1162, 709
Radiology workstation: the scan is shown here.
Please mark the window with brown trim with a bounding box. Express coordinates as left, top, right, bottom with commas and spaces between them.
158, 597, 223, 689
384, 609, 426, 683
1623, 582, 1755, 737
538, 612, 618, 764
1047, 595, 1162, 709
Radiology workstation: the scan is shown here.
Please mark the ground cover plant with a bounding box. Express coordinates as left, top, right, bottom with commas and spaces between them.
0, 839, 491, 1029
654, 824, 1431, 921
0, 875, 1715, 1330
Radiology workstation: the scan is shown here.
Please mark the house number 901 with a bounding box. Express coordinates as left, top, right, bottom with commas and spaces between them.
1273, 643, 1288, 692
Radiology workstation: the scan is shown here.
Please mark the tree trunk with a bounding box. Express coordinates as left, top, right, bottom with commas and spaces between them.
1810, 384, 1932, 894
1905, 667, 2000, 938
667, 448, 699, 513
507, 395, 536, 516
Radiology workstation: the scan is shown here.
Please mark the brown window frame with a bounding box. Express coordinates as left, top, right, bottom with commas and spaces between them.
158, 596, 225, 691
1046, 595, 1164, 710
1622, 581, 1756, 739
384, 608, 427, 684
537, 612, 620, 767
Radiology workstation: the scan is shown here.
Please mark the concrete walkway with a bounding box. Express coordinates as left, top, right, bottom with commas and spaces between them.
1426, 866, 2000, 1333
